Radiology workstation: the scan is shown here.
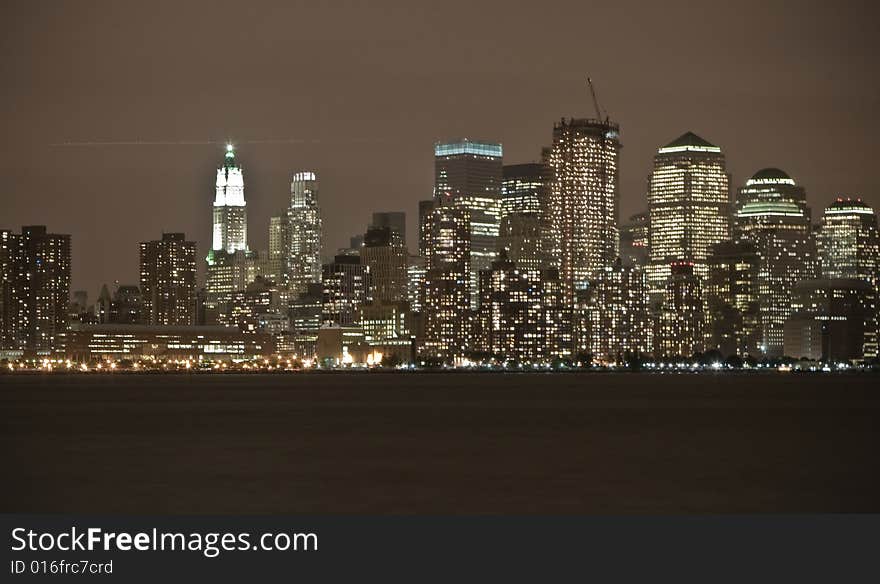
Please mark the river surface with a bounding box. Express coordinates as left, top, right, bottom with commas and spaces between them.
2, 372, 878, 513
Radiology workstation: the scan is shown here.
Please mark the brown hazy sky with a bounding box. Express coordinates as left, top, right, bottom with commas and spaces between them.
3, 0, 878, 296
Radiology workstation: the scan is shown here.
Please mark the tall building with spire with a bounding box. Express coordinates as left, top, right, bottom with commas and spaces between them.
205, 145, 255, 324
545, 118, 620, 308
647, 132, 730, 297
212, 144, 247, 254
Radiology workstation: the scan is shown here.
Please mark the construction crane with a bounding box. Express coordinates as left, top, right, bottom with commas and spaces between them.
586, 76, 608, 122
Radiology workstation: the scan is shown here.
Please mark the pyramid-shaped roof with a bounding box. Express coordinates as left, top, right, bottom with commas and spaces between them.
663, 131, 717, 149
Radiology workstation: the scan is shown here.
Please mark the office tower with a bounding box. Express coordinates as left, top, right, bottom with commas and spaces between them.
289, 283, 324, 332
406, 254, 426, 313
222, 276, 285, 333
545, 118, 620, 306
268, 214, 290, 285
582, 260, 652, 363
434, 139, 503, 308
817, 198, 879, 284
654, 262, 705, 358
0, 230, 15, 349
0, 226, 71, 352
212, 144, 248, 254
418, 199, 435, 257
206, 145, 255, 324
817, 198, 879, 357
784, 279, 875, 362
110, 285, 144, 324
287, 171, 323, 295
371, 212, 406, 244
497, 163, 548, 271
501, 163, 544, 218
498, 213, 547, 271
361, 300, 412, 362
140, 233, 197, 326
322, 254, 370, 326
361, 226, 407, 303
476, 251, 567, 363
647, 132, 730, 296
704, 241, 761, 357
620, 211, 649, 267
422, 206, 472, 361
735, 168, 816, 357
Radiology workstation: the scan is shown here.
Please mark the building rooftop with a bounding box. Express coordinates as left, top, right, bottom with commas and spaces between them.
658, 132, 720, 154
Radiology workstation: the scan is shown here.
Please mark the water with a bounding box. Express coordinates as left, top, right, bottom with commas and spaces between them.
2, 372, 878, 513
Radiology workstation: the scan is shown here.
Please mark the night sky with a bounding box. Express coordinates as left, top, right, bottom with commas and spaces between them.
3, 0, 878, 296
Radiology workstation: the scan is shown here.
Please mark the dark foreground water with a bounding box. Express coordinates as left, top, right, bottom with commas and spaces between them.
1, 372, 878, 513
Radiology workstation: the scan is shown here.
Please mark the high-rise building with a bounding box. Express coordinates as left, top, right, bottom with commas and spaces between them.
817, 198, 879, 285
109, 285, 144, 324
784, 279, 876, 362
321, 254, 370, 326
501, 163, 544, 218
267, 214, 290, 285
498, 213, 547, 271
140, 233, 197, 326
704, 240, 761, 357
417, 199, 435, 258
647, 132, 730, 296
422, 206, 471, 362
619, 211, 649, 267
360, 226, 407, 303
434, 139, 503, 309
582, 260, 652, 363
654, 262, 704, 358
476, 251, 568, 363
406, 255, 426, 313
817, 198, 879, 358
545, 118, 620, 306
735, 168, 816, 357
286, 171, 323, 295
0, 226, 71, 352
212, 144, 247, 254
371, 212, 406, 244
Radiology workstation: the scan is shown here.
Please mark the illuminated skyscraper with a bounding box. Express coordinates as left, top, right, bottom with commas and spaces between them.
360, 226, 407, 303
501, 163, 544, 218
321, 254, 370, 326
817, 198, 879, 285
206, 145, 255, 324
647, 132, 730, 296
212, 144, 247, 254
654, 262, 704, 358
545, 118, 620, 306
582, 260, 652, 363
817, 198, 879, 357
704, 240, 761, 357
498, 163, 548, 271
422, 206, 471, 362
620, 211, 649, 267
287, 171, 323, 295
434, 139, 503, 309
0, 226, 71, 352
784, 279, 875, 362
140, 233, 197, 326
735, 168, 816, 357
476, 251, 566, 362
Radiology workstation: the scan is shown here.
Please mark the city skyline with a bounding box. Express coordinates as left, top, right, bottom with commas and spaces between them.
3, 1, 878, 296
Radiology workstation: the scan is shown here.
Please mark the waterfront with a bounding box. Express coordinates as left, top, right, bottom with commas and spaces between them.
2, 372, 878, 513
